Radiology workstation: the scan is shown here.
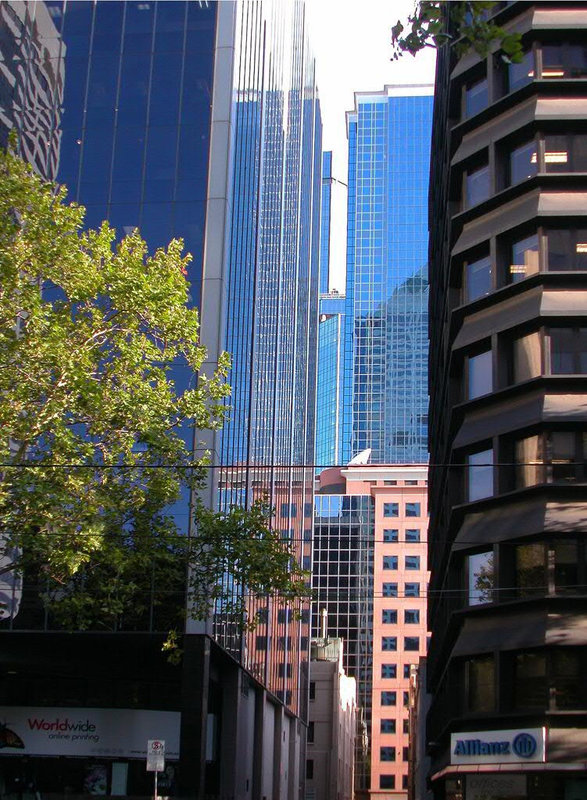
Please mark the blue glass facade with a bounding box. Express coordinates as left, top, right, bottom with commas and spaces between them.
319, 151, 332, 294
1, 0, 321, 718
343, 87, 433, 464
315, 293, 345, 469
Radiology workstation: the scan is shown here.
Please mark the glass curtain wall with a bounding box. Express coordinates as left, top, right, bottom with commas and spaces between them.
343, 88, 433, 464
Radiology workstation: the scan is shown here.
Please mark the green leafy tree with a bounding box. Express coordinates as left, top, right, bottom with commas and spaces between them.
392, 1, 523, 63
0, 145, 309, 634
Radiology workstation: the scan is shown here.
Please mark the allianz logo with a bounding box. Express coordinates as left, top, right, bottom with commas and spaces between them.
454, 733, 537, 759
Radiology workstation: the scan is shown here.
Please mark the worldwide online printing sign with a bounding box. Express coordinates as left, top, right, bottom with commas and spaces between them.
451, 728, 546, 765
0, 708, 180, 759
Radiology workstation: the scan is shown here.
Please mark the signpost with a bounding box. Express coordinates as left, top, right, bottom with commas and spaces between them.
146, 739, 165, 800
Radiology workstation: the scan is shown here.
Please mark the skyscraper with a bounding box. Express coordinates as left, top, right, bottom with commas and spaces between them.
0, 2, 321, 797
313, 86, 433, 799
315, 151, 347, 470
343, 86, 433, 465
427, 3, 587, 799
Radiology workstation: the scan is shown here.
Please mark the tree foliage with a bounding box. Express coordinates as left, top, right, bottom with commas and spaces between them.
392, 1, 523, 63
0, 145, 309, 633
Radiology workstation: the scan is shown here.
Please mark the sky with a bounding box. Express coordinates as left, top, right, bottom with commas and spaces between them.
306, 0, 437, 290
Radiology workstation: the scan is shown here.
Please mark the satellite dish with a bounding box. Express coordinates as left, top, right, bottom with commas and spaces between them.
347, 449, 371, 465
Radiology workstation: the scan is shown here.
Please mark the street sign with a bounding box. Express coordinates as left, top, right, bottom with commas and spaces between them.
146, 739, 165, 773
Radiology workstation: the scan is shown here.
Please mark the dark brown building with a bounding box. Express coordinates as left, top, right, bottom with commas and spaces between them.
427, 3, 587, 799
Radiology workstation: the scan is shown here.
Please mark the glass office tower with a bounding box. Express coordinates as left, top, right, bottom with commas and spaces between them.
0, 2, 321, 796
343, 86, 433, 464
315, 151, 347, 469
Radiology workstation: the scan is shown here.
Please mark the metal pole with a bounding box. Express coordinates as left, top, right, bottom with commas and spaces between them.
154, 768, 157, 800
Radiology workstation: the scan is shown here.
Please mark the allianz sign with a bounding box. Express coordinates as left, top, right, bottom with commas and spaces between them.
451, 728, 546, 765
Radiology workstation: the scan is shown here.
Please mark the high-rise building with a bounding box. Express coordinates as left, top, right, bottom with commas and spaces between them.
313, 464, 429, 800
343, 86, 433, 465
427, 4, 587, 800
315, 150, 347, 470
0, 2, 321, 797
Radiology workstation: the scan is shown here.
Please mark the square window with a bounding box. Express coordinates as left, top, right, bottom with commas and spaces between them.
404, 636, 420, 652
380, 746, 396, 762
382, 637, 397, 652
406, 502, 421, 517
383, 528, 398, 542
381, 690, 397, 706
405, 556, 420, 570
380, 775, 395, 790
405, 529, 420, 542
404, 664, 412, 679
381, 718, 396, 734
405, 609, 420, 624
381, 663, 397, 679
405, 582, 420, 597
383, 582, 398, 597
384, 502, 399, 517
382, 609, 398, 624
383, 555, 398, 570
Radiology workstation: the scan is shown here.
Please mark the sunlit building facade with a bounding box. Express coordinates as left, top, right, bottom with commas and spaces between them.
343, 86, 433, 464
0, 2, 321, 797
313, 465, 429, 800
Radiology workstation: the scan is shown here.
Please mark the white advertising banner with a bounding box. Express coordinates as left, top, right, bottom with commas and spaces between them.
0, 707, 180, 759
451, 728, 545, 765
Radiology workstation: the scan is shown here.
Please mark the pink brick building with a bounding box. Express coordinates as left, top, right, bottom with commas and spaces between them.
314, 464, 429, 800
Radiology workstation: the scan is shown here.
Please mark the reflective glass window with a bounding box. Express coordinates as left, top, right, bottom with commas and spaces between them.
381, 640, 397, 654
509, 233, 539, 283
405, 529, 420, 542
514, 652, 547, 708
464, 254, 492, 301
467, 551, 494, 605
405, 609, 420, 624
547, 228, 587, 271
404, 637, 420, 651
509, 140, 538, 185
381, 663, 397, 678
382, 582, 398, 597
508, 50, 535, 92
380, 776, 395, 790
513, 332, 541, 382
405, 582, 420, 597
383, 502, 399, 517
383, 556, 398, 570
516, 543, 546, 597
467, 655, 495, 712
468, 349, 492, 399
467, 448, 494, 501
380, 719, 396, 733
464, 77, 488, 118
405, 556, 420, 570
383, 529, 398, 542
465, 164, 490, 208
406, 502, 420, 517
382, 610, 397, 624
380, 746, 396, 762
